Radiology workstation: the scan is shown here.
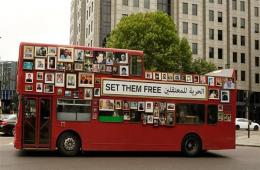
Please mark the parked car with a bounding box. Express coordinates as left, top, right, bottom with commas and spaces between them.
235, 118, 260, 131
0, 114, 17, 136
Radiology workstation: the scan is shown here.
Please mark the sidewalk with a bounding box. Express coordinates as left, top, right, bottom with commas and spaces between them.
236, 130, 260, 147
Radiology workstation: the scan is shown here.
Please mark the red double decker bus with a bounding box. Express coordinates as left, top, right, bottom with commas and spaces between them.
15, 42, 236, 156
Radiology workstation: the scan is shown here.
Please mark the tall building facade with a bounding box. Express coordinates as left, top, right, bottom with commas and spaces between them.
0, 61, 17, 113
70, 0, 260, 122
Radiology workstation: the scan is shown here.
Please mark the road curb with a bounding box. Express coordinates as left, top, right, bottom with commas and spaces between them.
236, 144, 260, 147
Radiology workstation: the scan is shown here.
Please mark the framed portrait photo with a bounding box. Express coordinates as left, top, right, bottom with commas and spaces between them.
47, 47, 57, 55
123, 101, 130, 110
25, 73, 33, 83
99, 99, 114, 111
221, 90, 230, 103
186, 75, 193, 83
145, 72, 153, 79
44, 84, 54, 93
216, 77, 223, 86
167, 103, 175, 111
94, 88, 100, 97
106, 65, 112, 73
58, 47, 74, 62
200, 75, 207, 84
93, 51, 106, 64
112, 66, 119, 75
74, 49, 84, 62
23, 46, 34, 59
45, 73, 54, 84
35, 58, 45, 70
73, 91, 79, 98
153, 72, 161, 80
161, 73, 168, 81
47, 56, 57, 70
147, 115, 154, 124
138, 102, 145, 111
193, 75, 199, 83
130, 102, 138, 109
23, 61, 33, 70
168, 73, 174, 81
174, 74, 181, 81
35, 46, 47, 57
119, 65, 129, 76
106, 51, 114, 65
57, 88, 63, 96
78, 73, 94, 87
209, 89, 219, 99
36, 83, 43, 93
208, 76, 215, 86
37, 72, 43, 81
25, 84, 33, 91
92, 64, 100, 72
218, 104, 223, 111
115, 100, 122, 109
74, 63, 83, 71
145, 102, 154, 113
85, 50, 92, 57
55, 73, 65, 87
66, 74, 77, 89
114, 52, 128, 64
65, 90, 71, 97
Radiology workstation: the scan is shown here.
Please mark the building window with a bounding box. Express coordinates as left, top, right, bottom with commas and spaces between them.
241, 70, 246, 81
241, 53, 245, 63
255, 40, 259, 50
255, 73, 259, 84
91, 2, 93, 12
218, 30, 223, 41
241, 36, 245, 46
218, 0, 222, 4
240, 1, 245, 12
192, 23, 198, 35
133, 0, 139, 7
122, 0, 128, 6
232, 17, 237, 27
209, 10, 214, 21
218, 12, 222, 22
176, 104, 205, 124
192, 4, 197, 16
183, 22, 188, 34
256, 57, 259, 67
218, 48, 223, 59
183, 3, 188, 14
235, 70, 238, 80
209, 29, 214, 40
144, 0, 150, 9
232, 0, 237, 10
209, 47, 214, 58
233, 34, 237, 45
122, 14, 128, 18
192, 43, 198, 54
240, 18, 245, 29
233, 52, 237, 62
209, 0, 214, 3
255, 7, 259, 17
255, 23, 259, 33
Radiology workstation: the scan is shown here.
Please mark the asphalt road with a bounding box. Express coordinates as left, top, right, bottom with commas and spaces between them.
1, 133, 260, 170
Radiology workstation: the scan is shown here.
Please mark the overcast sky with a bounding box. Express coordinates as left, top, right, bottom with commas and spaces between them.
0, 0, 71, 61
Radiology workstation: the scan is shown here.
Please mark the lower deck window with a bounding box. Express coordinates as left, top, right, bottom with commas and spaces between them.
57, 99, 91, 121
176, 103, 205, 124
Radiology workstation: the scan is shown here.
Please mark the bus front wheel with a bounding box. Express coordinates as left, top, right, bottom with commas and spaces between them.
181, 134, 202, 157
58, 132, 81, 156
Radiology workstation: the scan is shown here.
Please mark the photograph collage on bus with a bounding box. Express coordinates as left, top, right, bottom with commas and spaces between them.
22, 45, 143, 98
97, 99, 174, 126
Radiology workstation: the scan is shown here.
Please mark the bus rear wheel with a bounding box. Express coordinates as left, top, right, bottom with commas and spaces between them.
181, 134, 202, 157
58, 132, 81, 156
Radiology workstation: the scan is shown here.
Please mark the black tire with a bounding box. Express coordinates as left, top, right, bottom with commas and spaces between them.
253, 125, 259, 131
58, 132, 81, 156
236, 125, 240, 130
181, 134, 202, 157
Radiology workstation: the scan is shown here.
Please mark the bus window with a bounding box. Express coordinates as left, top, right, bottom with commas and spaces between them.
207, 105, 218, 124
176, 104, 205, 124
99, 110, 124, 122
130, 56, 142, 76
57, 99, 91, 121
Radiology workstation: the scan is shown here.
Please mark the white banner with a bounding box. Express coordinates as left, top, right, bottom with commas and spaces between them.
102, 79, 207, 100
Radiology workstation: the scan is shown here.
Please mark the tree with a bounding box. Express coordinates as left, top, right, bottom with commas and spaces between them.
107, 11, 215, 73
191, 59, 217, 75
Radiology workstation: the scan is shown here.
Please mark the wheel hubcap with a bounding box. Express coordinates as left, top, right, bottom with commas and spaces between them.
64, 138, 76, 151
187, 140, 196, 151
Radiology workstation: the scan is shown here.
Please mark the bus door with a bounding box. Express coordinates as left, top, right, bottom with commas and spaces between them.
22, 97, 51, 148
